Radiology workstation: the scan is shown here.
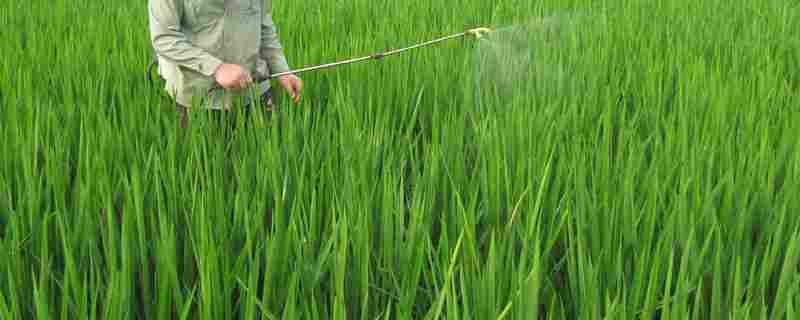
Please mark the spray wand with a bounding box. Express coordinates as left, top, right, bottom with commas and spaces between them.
265, 27, 493, 79
147, 27, 493, 86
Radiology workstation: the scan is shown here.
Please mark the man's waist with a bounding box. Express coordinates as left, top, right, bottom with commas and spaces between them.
160, 56, 269, 80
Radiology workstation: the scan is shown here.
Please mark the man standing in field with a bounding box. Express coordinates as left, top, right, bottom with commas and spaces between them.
148, 0, 303, 128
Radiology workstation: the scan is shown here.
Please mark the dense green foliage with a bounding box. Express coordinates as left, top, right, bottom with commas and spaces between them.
1, 0, 799, 319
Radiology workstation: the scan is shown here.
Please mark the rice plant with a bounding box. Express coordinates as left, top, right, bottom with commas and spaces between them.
1, 0, 799, 319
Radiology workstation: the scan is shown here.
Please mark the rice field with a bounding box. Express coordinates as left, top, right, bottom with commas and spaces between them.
2, 0, 800, 319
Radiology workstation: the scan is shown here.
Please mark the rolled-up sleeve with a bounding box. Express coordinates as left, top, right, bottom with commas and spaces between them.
260, 6, 291, 75
148, 0, 223, 77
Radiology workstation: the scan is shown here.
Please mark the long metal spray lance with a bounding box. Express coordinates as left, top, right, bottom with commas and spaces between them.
146, 28, 493, 90
263, 27, 493, 80
147, 27, 492, 86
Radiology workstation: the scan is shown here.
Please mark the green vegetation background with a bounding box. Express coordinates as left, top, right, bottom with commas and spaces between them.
1, 0, 799, 319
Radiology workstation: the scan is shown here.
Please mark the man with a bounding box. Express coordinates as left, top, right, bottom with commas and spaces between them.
148, 0, 303, 128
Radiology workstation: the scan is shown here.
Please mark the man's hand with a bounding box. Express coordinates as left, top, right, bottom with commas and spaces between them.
277, 74, 303, 104
214, 64, 252, 90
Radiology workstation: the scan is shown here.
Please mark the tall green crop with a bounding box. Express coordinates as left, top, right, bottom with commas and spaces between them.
1, 0, 799, 319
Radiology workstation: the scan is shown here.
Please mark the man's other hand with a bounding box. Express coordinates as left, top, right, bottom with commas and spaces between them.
277, 74, 303, 104
214, 64, 253, 90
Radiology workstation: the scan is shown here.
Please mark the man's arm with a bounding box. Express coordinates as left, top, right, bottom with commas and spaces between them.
260, 5, 291, 75
148, 0, 223, 77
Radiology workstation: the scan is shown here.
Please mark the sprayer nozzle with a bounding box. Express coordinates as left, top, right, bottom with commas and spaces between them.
467, 27, 493, 39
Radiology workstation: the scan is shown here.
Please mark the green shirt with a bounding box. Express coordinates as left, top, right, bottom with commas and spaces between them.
148, 0, 291, 109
